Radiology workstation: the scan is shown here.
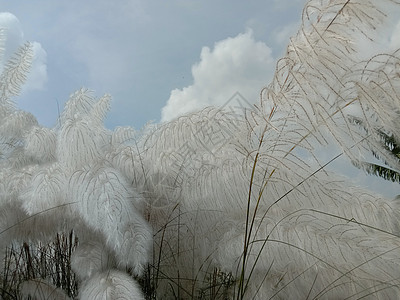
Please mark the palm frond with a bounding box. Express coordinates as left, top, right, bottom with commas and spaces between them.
352, 160, 400, 183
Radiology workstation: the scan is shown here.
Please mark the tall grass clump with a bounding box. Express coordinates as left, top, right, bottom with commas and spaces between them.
1, 0, 400, 299
1, 231, 78, 299
0, 41, 151, 299
139, 1, 400, 298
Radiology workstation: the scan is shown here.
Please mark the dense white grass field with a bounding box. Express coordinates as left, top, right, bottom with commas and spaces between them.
1, 0, 400, 299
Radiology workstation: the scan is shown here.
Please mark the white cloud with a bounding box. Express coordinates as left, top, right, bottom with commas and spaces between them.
0, 12, 48, 92
161, 30, 275, 122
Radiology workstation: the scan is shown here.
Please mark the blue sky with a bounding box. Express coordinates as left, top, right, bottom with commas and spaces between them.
0, 0, 306, 129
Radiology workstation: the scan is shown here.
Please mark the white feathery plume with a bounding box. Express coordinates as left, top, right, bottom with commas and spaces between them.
20, 163, 70, 216
78, 270, 145, 300
0, 146, 35, 169
107, 145, 146, 188
139, 107, 245, 209
24, 126, 56, 163
112, 220, 152, 274
71, 238, 116, 281
111, 126, 137, 146
19, 278, 71, 300
57, 90, 110, 171
0, 28, 5, 68
2, 0, 400, 298
0, 164, 38, 203
57, 116, 106, 171
58, 88, 96, 124
0, 42, 33, 101
343, 54, 400, 172
136, 2, 400, 298
225, 1, 400, 297
263, 0, 400, 169
69, 163, 151, 275
0, 102, 14, 124
89, 93, 111, 127
0, 26, 150, 299
0, 110, 38, 139
215, 199, 400, 299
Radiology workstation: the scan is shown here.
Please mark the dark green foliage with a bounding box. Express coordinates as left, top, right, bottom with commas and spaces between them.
352, 128, 400, 183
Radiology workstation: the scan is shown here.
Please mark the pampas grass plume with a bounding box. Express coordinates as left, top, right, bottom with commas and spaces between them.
20, 278, 71, 300
79, 270, 144, 300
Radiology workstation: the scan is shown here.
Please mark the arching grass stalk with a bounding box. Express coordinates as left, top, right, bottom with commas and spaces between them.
236, 151, 258, 299
237, 105, 276, 299
236, 146, 356, 299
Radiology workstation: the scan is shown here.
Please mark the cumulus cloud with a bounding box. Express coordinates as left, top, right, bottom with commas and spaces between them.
0, 12, 48, 91
161, 30, 275, 122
